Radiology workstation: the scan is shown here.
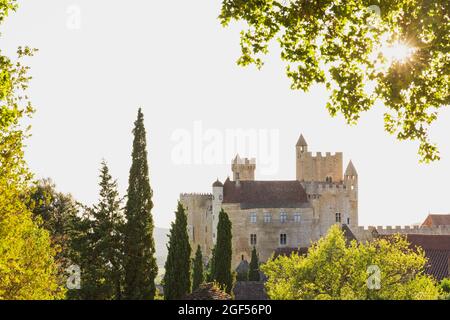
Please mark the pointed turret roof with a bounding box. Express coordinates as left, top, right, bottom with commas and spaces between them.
296, 134, 308, 147
212, 178, 223, 187
345, 160, 358, 176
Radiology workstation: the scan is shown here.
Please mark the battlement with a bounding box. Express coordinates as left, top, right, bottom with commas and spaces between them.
302, 181, 353, 196
180, 193, 213, 200
304, 151, 343, 159
352, 225, 450, 238
232, 157, 256, 165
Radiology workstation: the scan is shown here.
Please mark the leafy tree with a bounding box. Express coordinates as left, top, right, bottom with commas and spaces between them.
248, 247, 260, 281
219, 0, 449, 162
439, 278, 450, 300
192, 245, 205, 291
261, 225, 441, 300
123, 108, 158, 300
83, 161, 125, 300
163, 202, 191, 299
0, 0, 65, 299
211, 209, 233, 293
28, 179, 83, 270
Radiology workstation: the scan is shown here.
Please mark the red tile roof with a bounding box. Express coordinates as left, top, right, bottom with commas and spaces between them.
421, 214, 450, 227
406, 234, 450, 281
223, 179, 309, 209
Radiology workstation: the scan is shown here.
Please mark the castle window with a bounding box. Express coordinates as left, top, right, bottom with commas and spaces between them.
250, 213, 257, 223
280, 212, 288, 223
294, 213, 301, 223
335, 213, 341, 223
250, 234, 257, 245
280, 234, 287, 246
347, 217, 350, 225
264, 213, 271, 223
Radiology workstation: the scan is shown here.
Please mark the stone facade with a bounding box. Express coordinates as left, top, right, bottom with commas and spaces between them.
180, 134, 359, 267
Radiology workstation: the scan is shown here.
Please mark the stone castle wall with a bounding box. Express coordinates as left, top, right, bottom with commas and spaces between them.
296, 151, 343, 182
180, 193, 213, 260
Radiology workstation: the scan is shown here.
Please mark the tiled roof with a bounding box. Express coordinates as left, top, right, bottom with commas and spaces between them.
406, 234, 450, 281
223, 179, 309, 209
233, 281, 268, 300
421, 214, 450, 227
184, 283, 232, 300
341, 224, 358, 243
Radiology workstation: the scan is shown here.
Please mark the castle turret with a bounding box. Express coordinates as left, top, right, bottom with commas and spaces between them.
232, 155, 256, 181
344, 160, 358, 191
296, 134, 308, 154
212, 178, 223, 245
344, 160, 358, 227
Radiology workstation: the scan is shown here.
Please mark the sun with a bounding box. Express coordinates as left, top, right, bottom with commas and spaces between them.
381, 41, 416, 65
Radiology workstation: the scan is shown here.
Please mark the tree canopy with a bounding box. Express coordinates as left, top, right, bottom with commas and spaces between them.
219, 0, 449, 162
261, 225, 441, 300
0, 0, 65, 299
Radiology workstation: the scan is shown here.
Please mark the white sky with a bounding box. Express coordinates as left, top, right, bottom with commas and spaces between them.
2, 0, 450, 228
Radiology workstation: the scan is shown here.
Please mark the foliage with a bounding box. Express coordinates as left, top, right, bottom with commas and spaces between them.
248, 247, 260, 281
211, 209, 233, 293
0, 0, 65, 300
28, 179, 83, 269
192, 245, 205, 291
439, 278, 450, 300
261, 225, 441, 300
163, 202, 192, 300
123, 108, 158, 300
79, 161, 125, 300
219, 0, 449, 162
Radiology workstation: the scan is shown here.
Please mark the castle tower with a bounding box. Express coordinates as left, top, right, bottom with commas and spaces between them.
344, 160, 358, 191
212, 179, 223, 245
232, 154, 256, 181
344, 160, 358, 227
296, 134, 343, 182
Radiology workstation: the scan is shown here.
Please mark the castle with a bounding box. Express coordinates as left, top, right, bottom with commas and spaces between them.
180, 134, 359, 267
180, 133, 450, 280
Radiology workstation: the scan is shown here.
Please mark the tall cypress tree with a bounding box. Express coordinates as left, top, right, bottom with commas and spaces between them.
192, 245, 204, 291
248, 246, 260, 281
88, 161, 125, 299
163, 202, 191, 299
123, 108, 158, 300
213, 209, 233, 293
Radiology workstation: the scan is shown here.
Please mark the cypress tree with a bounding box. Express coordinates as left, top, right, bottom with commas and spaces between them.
163, 202, 191, 299
123, 108, 158, 300
206, 247, 216, 282
88, 161, 125, 299
248, 246, 260, 281
213, 209, 233, 293
192, 245, 204, 291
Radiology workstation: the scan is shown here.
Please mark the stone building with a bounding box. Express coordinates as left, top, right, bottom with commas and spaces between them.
180, 134, 358, 267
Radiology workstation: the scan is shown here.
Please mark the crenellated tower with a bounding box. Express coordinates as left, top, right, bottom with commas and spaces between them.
296, 134, 343, 183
